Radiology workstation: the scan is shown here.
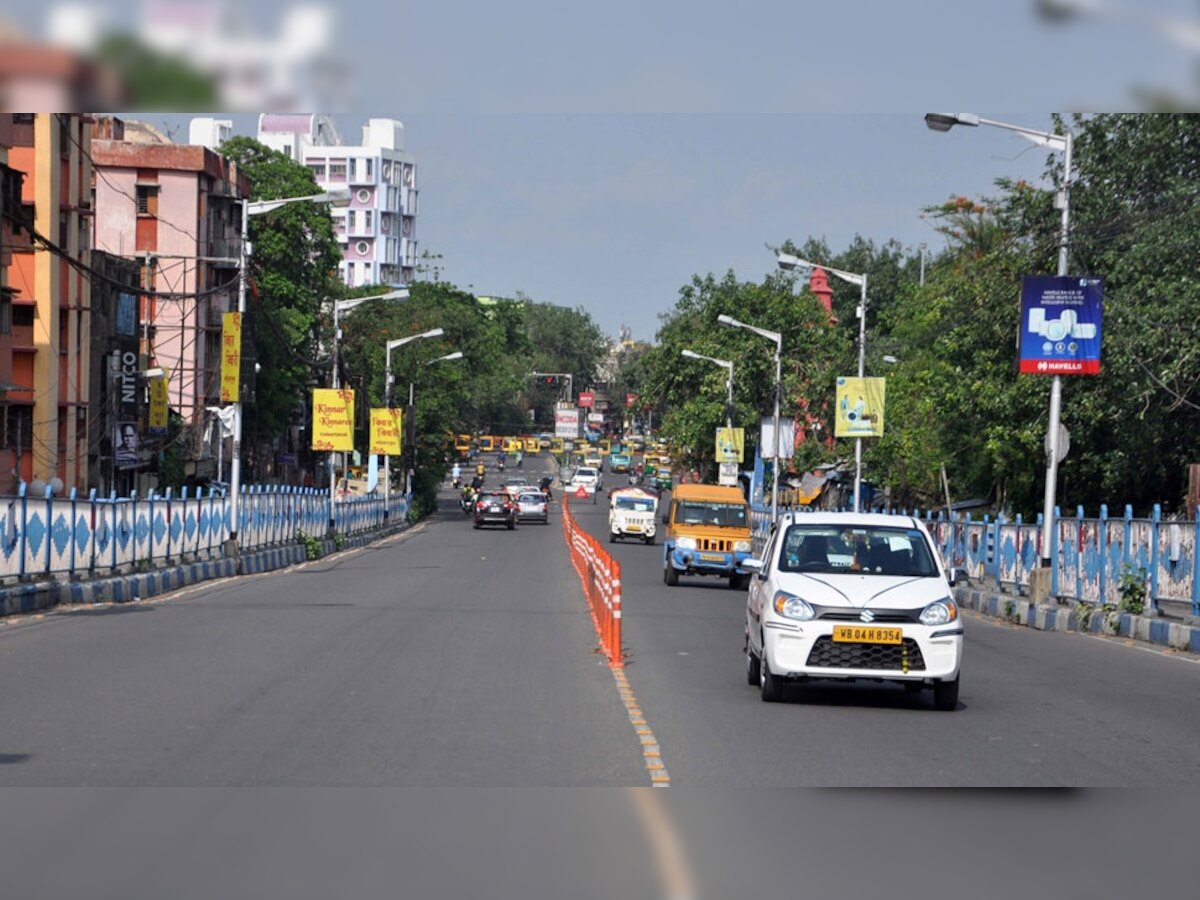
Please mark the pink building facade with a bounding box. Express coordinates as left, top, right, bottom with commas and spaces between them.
91, 123, 248, 474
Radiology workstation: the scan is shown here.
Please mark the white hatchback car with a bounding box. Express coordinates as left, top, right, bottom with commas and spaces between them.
744, 511, 963, 710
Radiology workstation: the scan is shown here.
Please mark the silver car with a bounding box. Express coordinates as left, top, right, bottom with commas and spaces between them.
515, 491, 550, 524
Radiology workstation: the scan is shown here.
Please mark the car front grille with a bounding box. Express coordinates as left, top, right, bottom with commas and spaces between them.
806, 637, 926, 671
816, 610, 918, 624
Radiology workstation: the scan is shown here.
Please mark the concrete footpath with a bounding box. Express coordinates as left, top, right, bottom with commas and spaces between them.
0, 521, 410, 618
954, 583, 1200, 656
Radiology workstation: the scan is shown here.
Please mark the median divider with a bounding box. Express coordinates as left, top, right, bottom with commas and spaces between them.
561, 494, 624, 667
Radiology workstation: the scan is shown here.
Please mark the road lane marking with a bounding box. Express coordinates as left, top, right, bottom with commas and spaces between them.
628, 788, 697, 899
611, 667, 671, 787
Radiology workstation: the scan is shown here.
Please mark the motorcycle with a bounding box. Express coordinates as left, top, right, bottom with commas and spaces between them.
460, 486, 477, 514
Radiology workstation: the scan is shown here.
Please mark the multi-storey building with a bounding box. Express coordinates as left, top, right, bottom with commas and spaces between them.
0, 114, 28, 496
91, 117, 248, 481
253, 114, 418, 288
3, 113, 93, 494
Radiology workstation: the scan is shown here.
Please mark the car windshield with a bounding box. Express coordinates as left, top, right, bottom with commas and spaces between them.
675, 501, 747, 527
615, 497, 654, 512
480, 493, 507, 502
778, 524, 938, 576
518, 493, 544, 504
576, 468, 597, 478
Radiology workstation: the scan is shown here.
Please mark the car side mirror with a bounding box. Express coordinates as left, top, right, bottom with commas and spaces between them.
742, 558, 762, 572
947, 567, 962, 587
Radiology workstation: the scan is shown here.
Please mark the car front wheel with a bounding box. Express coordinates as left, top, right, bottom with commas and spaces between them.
745, 640, 760, 686
759, 650, 783, 703
933, 674, 960, 711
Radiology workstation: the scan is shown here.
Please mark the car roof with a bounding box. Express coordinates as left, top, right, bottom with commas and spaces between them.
778, 511, 923, 529
671, 484, 746, 503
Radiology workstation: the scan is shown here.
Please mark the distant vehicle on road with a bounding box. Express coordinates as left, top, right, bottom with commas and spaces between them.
608, 486, 658, 544
473, 491, 517, 530
662, 484, 752, 588
743, 511, 963, 709
516, 491, 550, 524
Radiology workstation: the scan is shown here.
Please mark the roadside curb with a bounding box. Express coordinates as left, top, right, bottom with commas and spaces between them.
953, 585, 1200, 655
0, 520, 411, 619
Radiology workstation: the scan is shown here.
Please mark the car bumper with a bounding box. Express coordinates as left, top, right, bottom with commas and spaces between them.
667, 548, 751, 574
517, 511, 548, 522
762, 620, 962, 682
475, 513, 514, 525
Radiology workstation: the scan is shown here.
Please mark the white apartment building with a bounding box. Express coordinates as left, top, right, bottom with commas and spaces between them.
255, 114, 418, 288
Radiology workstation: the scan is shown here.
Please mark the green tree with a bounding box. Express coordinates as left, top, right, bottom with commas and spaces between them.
217, 137, 344, 458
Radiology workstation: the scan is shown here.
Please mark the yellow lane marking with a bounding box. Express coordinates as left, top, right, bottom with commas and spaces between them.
609, 667, 670, 786
627, 788, 697, 898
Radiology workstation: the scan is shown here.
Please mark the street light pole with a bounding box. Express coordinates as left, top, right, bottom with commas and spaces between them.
776, 252, 868, 511
328, 288, 409, 526
717, 315, 782, 522
229, 189, 350, 549
925, 113, 1073, 564
681, 349, 734, 428
384, 330, 447, 517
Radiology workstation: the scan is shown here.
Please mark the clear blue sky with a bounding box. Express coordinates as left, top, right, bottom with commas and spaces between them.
23, 0, 1197, 341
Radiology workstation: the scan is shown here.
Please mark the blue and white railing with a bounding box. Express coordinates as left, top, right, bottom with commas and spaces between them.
0, 483, 410, 581
750, 501, 1199, 617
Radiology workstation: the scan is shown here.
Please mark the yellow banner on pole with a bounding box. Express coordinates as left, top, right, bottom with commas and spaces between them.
148, 373, 169, 432
835, 377, 886, 437
219, 312, 241, 402
369, 408, 402, 455
311, 389, 355, 451
715, 426, 745, 463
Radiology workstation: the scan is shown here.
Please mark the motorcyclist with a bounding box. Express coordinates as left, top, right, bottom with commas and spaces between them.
539, 475, 554, 501
460, 482, 477, 513
451, 462, 462, 488
497, 451, 507, 471
471, 473, 484, 492
475, 460, 486, 480
515, 449, 524, 469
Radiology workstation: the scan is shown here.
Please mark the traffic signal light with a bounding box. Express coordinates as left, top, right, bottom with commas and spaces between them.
541, 375, 559, 387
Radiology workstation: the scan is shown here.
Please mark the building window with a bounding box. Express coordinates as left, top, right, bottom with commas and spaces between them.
346, 210, 355, 232
308, 162, 326, 179
363, 210, 372, 231
0, 292, 11, 334
283, 146, 292, 158
329, 160, 347, 181
4, 405, 33, 451
136, 185, 159, 216
366, 158, 374, 180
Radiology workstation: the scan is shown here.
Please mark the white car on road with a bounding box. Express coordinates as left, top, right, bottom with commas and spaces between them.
744, 511, 963, 709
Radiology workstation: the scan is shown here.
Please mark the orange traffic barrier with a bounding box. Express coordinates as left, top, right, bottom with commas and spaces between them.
561, 494, 623, 667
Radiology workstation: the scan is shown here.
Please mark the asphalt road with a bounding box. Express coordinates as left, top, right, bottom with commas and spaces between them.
569, 484, 1200, 786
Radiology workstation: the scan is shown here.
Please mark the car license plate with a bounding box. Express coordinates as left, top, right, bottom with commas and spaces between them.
699, 552, 726, 561
832, 625, 902, 644
626, 523, 641, 531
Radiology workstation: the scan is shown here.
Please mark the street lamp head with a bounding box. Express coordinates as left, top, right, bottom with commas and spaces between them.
924, 113, 981, 131
776, 252, 812, 273
681, 349, 700, 359
716, 314, 741, 328
420, 327, 445, 340
322, 189, 353, 208
429, 351, 464, 364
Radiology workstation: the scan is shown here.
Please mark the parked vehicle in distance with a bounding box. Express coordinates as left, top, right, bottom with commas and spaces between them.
516, 491, 550, 524
662, 484, 752, 588
501, 477, 531, 497
584, 451, 604, 470
568, 466, 602, 504
744, 511, 963, 709
473, 491, 517, 530
609, 451, 631, 473
609, 486, 659, 544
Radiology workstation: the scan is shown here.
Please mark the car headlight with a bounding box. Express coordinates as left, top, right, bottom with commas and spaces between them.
773, 591, 816, 621
676, 537, 697, 550
919, 598, 959, 626
733, 540, 752, 553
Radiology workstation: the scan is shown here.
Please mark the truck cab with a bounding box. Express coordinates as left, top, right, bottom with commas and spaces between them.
608, 487, 659, 544
662, 484, 753, 589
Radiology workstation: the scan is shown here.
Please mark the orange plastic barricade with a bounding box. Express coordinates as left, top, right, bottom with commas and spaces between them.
561, 494, 623, 667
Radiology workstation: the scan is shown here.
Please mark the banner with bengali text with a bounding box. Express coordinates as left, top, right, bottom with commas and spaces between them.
311, 389, 355, 451
148, 373, 169, 432
369, 408, 403, 455
219, 312, 241, 402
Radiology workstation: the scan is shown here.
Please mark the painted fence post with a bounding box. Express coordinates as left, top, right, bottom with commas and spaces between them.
1123, 504, 1133, 580
43, 484, 53, 577
1150, 504, 1161, 613
1191, 512, 1200, 617
1098, 504, 1109, 607
109, 491, 118, 572
68, 487, 78, 576
1080, 504, 1089, 602
17, 481, 27, 580
87, 489, 97, 573
1051, 506, 1061, 598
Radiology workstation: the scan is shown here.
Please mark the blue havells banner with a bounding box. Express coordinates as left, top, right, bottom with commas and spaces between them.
1018, 276, 1104, 375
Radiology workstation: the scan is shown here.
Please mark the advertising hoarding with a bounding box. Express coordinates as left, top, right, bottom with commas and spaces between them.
1018, 276, 1103, 375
